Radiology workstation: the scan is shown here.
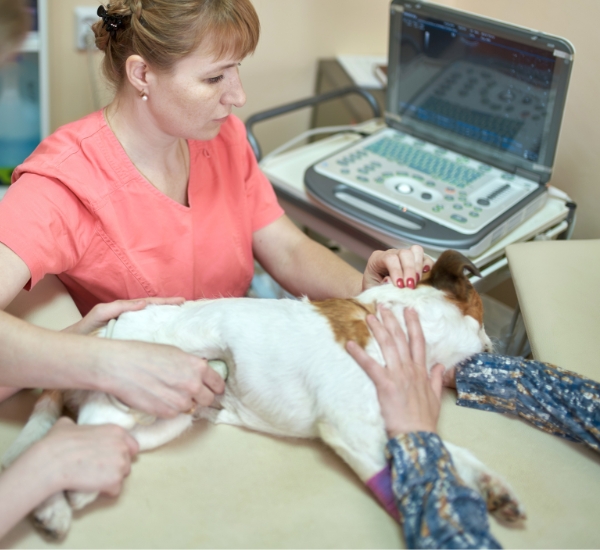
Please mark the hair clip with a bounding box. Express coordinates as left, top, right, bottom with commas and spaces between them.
97, 5, 125, 37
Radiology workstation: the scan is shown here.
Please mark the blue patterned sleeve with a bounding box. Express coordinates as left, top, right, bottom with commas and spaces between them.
387, 432, 501, 549
455, 353, 600, 452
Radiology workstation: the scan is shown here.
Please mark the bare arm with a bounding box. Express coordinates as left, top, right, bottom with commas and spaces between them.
0, 309, 225, 417
253, 215, 363, 299
252, 216, 435, 299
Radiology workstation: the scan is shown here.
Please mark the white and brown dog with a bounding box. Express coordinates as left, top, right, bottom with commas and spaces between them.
2, 250, 524, 539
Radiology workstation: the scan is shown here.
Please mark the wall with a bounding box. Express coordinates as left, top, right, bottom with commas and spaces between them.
47, 0, 598, 239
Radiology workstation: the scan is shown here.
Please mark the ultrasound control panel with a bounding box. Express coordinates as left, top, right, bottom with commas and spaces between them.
313, 128, 541, 235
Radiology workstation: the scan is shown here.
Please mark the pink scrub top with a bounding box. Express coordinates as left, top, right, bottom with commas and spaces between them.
0, 111, 284, 315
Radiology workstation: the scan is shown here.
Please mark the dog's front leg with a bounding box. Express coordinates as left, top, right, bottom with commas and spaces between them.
443, 440, 526, 524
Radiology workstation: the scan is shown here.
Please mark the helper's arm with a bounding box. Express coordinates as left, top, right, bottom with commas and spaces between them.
455, 353, 600, 453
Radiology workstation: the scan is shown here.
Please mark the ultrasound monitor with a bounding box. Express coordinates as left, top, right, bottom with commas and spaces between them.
303, 1, 574, 255
386, 1, 574, 182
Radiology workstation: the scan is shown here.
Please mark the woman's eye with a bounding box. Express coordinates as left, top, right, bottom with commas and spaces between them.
207, 75, 224, 84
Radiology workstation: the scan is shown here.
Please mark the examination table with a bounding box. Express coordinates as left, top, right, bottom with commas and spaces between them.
0, 272, 598, 548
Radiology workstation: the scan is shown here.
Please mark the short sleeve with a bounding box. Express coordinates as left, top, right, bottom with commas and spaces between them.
0, 174, 95, 288
233, 118, 284, 232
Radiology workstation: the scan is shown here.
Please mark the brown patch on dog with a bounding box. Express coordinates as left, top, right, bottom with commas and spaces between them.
418, 250, 484, 325
311, 299, 376, 348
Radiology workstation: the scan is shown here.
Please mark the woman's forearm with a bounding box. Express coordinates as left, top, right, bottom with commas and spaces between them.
253, 216, 363, 300
0, 443, 57, 540
0, 310, 100, 393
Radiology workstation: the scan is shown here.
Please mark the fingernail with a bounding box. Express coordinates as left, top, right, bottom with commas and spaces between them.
407, 278, 415, 289
397, 278, 405, 288
383, 276, 391, 284
423, 265, 431, 273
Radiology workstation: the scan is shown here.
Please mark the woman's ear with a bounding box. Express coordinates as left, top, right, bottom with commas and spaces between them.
125, 54, 150, 92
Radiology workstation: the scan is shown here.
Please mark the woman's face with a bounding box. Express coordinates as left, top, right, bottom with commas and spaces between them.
145, 42, 247, 141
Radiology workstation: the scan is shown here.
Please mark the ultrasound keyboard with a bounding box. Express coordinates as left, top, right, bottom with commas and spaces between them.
313, 128, 540, 235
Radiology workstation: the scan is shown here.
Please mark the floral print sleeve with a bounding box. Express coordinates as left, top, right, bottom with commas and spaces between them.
455, 353, 600, 453
387, 432, 501, 549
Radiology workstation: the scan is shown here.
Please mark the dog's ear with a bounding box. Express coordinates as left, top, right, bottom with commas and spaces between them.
418, 250, 484, 323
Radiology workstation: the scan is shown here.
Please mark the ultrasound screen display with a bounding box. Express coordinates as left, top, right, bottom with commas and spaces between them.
396, 10, 557, 163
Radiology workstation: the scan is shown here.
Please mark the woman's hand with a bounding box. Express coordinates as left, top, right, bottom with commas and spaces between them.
0, 418, 139, 539
63, 297, 186, 335
362, 245, 434, 290
96, 339, 225, 418
346, 306, 445, 437
64, 297, 226, 418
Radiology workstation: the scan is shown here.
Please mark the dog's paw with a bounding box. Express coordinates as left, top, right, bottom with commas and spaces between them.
66, 489, 99, 511
32, 492, 72, 540
479, 472, 526, 524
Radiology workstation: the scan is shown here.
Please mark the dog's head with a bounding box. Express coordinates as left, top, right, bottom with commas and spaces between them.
418, 249, 485, 326
341, 249, 492, 370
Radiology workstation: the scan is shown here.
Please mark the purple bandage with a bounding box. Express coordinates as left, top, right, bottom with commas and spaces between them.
366, 464, 400, 522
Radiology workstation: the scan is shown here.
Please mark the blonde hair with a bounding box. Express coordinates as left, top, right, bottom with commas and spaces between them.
93, 0, 260, 90
0, 0, 30, 63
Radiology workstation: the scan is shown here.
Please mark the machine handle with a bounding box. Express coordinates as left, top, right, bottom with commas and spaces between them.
245, 86, 381, 162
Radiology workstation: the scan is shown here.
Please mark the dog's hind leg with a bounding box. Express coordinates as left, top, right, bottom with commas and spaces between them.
444, 441, 526, 524
129, 414, 193, 451
316, 420, 399, 520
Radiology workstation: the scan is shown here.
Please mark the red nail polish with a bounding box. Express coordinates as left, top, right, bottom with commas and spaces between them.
397, 278, 405, 288
407, 278, 415, 289
423, 265, 431, 273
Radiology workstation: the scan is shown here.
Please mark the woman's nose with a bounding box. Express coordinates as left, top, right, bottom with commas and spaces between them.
223, 72, 246, 108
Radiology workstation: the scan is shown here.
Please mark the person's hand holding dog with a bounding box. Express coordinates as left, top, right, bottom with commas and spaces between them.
62, 298, 225, 419
346, 306, 445, 436
362, 245, 434, 292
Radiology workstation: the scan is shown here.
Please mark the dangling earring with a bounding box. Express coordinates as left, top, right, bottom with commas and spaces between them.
140, 90, 148, 101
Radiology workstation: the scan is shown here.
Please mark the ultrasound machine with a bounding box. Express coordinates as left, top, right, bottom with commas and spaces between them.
304, 0, 574, 256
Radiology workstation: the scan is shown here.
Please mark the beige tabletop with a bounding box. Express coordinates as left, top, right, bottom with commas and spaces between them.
1, 275, 599, 548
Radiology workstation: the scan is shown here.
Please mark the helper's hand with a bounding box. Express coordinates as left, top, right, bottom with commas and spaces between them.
63, 297, 186, 335
362, 245, 434, 290
96, 338, 226, 418
0, 418, 139, 539
346, 307, 444, 437
29, 417, 138, 497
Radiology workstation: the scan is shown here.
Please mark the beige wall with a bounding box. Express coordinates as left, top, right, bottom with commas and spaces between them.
48, 0, 599, 239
